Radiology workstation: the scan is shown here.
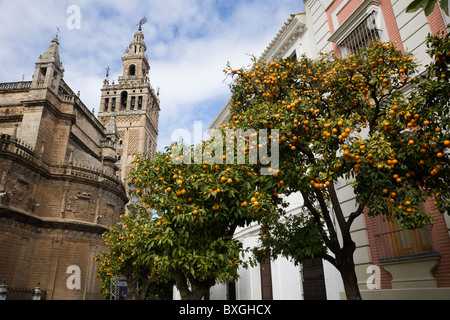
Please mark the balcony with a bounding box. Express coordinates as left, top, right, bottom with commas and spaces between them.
374, 225, 440, 289
375, 226, 439, 263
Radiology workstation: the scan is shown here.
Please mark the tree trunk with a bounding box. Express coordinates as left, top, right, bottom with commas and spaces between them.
336, 242, 362, 300
172, 269, 211, 300
178, 285, 210, 300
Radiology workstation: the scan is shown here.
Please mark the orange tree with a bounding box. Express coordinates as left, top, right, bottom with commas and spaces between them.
225, 33, 449, 300
99, 138, 281, 300
94, 210, 175, 300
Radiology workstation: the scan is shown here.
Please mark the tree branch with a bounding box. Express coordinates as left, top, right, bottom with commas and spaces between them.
326, 182, 348, 235
323, 253, 337, 269
347, 204, 365, 228
300, 190, 338, 254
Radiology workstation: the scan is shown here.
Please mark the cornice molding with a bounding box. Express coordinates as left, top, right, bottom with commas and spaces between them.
260, 13, 306, 61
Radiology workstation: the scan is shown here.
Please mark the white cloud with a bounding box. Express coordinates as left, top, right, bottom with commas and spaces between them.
0, 0, 303, 150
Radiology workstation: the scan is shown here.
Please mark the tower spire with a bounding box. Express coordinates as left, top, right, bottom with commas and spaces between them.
121, 24, 150, 79
30, 35, 64, 93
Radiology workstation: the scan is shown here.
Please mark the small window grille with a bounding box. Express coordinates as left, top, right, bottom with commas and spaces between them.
339, 11, 381, 56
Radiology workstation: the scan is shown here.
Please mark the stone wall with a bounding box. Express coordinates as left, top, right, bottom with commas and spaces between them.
0, 78, 127, 300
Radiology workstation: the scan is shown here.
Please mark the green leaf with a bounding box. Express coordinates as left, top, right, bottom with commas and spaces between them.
424, 0, 438, 15
406, 0, 429, 13
440, 0, 449, 15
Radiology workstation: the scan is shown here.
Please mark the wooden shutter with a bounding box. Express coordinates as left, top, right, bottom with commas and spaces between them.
260, 259, 273, 300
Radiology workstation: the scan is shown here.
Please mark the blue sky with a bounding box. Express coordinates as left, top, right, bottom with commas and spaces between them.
0, 0, 304, 150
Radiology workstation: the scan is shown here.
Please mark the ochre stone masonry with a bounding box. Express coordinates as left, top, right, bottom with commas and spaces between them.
0, 26, 158, 300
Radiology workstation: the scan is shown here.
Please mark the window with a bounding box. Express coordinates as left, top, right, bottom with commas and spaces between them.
374, 216, 437, 262
120, 91, 128, 110
328, 2, 387, 58
104, 98, 109, 112
339, 10, 381, 56
129, 64, 136, 76
38, 67, 47, 86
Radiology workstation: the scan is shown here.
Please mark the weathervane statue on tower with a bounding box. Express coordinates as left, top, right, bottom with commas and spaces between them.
137, 17, 147, 31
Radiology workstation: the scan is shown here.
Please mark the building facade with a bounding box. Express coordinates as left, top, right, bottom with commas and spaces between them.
0, 25, 159, 300
307, 0, 450, 299
206, 0, 450, 300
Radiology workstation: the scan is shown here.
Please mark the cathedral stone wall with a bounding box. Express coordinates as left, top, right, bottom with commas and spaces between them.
0, 25, 159, 299
0, 35, 130, 300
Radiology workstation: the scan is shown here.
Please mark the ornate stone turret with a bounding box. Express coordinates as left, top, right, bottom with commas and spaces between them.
30, 36, 64, 94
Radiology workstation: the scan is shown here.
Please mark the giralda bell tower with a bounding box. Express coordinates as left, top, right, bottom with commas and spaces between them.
98, 19, 160, 188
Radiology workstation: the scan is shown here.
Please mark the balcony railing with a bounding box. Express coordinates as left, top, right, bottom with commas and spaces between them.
0, 81, 32, 91
374, 226, 439, 263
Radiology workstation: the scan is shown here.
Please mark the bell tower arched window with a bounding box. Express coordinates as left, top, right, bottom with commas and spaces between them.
129, 64, 136, 76
120, 91, 128, 110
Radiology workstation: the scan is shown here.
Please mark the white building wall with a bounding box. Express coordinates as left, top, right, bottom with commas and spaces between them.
304, 0, 334, 55
391, 0, 432, 68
